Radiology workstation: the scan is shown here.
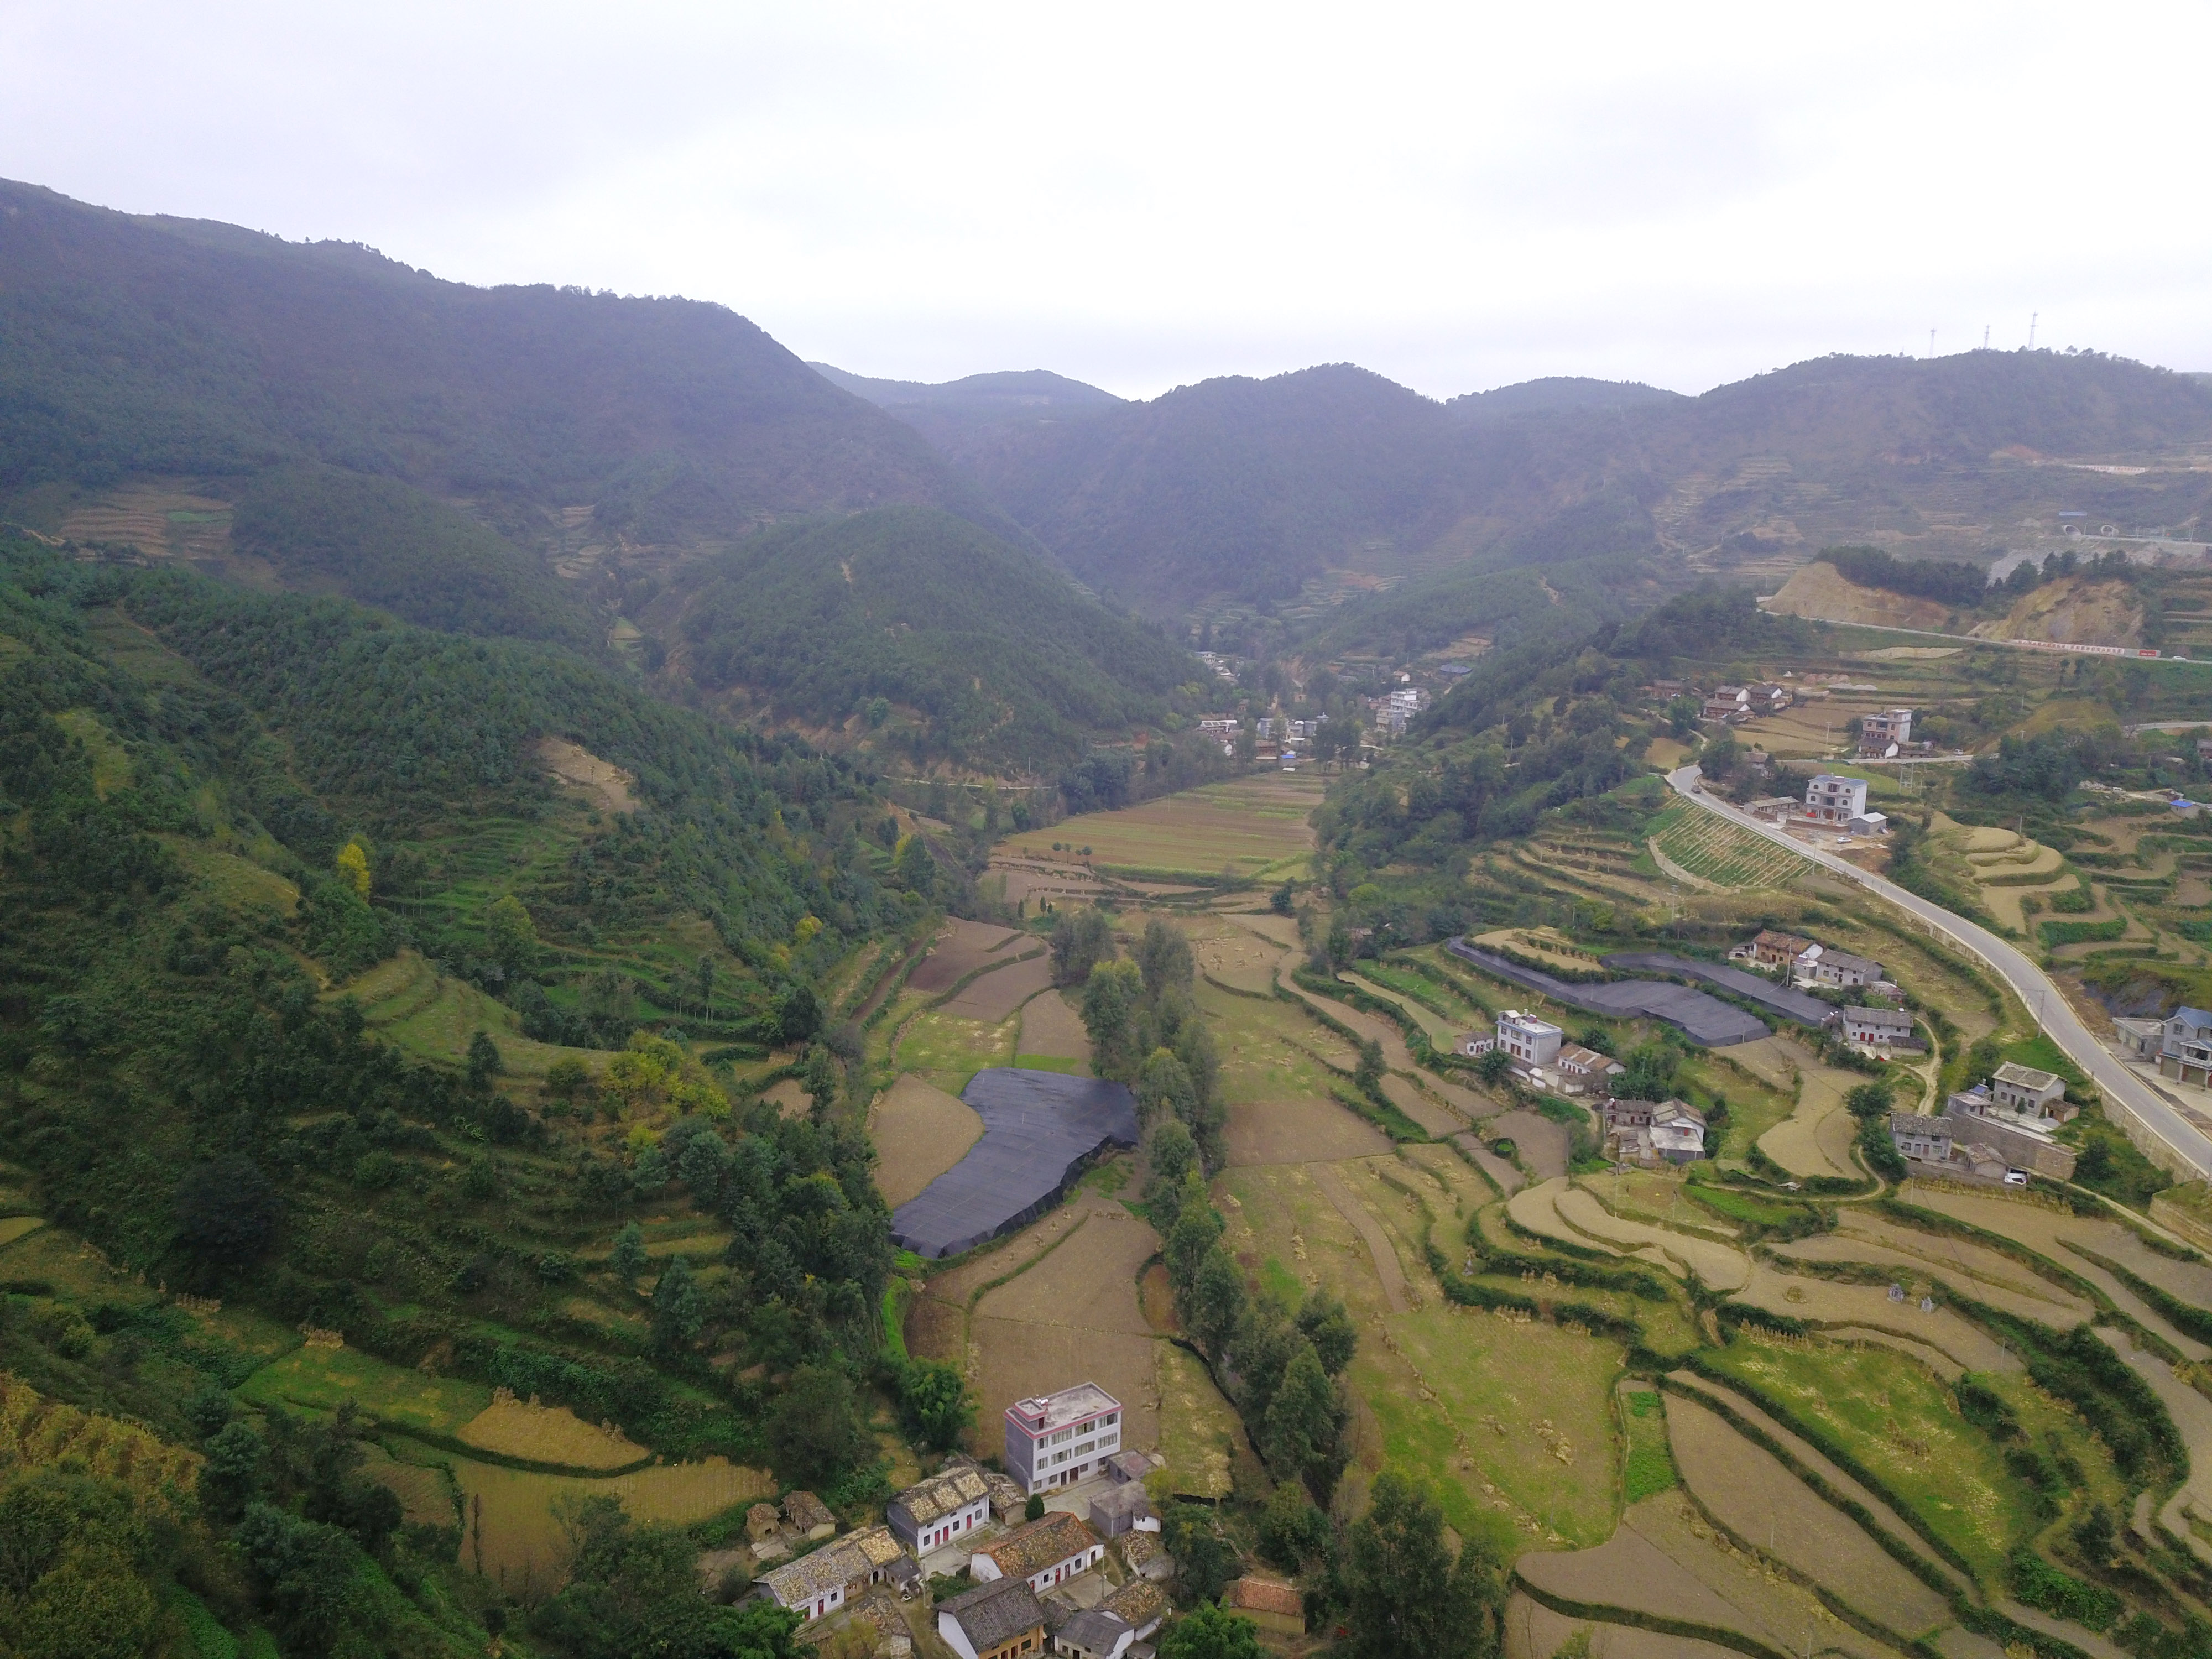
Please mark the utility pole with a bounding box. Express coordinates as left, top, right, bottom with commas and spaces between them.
1983, 324, 1991, 350
1928, 328, 1936, 359
2030, 312, 2038, 348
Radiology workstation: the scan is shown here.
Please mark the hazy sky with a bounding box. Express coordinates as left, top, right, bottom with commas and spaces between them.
9, 1, 2210, 400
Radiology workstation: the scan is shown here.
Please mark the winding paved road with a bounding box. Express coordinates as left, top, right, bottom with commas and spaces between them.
1665, 766, 2212, 1180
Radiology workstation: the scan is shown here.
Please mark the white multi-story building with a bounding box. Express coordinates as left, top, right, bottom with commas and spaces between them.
1803, 774, 1869, 825
1495, 1010, 1563, 1070
1858, 708, 1914, 757
1004, 1383, 1122, 1495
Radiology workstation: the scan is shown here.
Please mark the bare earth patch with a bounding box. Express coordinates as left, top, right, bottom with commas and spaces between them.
872, 1073, 986, 1209
909, 919, 1022, 995
1729, 1264, 2017, 1375
1225, 1098, 1392, 1166
536, 736, 638, 813
940, 951, 1053, 1022
1016, 988, 1092, 1071
1667, 1391, 1951, 1637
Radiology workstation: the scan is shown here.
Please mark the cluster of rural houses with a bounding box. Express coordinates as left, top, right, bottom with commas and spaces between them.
1888, 1062, 2079, 1184
1728, 930, 1925, 1058
1456, 1009, 1708, 1165
1743, 773, 1890, 836
745, 1382, 1289, 1659
2111, 1007, 2212, 1091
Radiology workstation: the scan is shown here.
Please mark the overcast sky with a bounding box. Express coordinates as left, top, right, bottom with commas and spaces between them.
8, 1, 2210, 401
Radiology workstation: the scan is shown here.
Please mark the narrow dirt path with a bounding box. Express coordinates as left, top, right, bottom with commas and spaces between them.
1310, 1162, 1409, 1313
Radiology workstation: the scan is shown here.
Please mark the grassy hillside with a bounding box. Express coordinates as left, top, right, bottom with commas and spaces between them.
669, 505, 1204, 770
0, 528, 920, 1653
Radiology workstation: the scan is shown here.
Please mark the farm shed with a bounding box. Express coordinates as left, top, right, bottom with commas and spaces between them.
890, 1069, 1140, 1259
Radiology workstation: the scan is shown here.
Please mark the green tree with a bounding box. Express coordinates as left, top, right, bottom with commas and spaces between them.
900, 1360, 974, 1453
1261, 1345, 1340, 1489
171, 1155, 281, 1269
1270, 881, 1296, 916
610, 1221, 648, 1286
1025, 1493, 1046, 1522
1344, 1470, 1503, 1659
484, 894, 539, 980
1354, 1038, 1385, 1097
1144, 1120, 1199, 1209
1296, 1289, 1358, 1376
801, 1044, 840, 1120
766, 1364, 870, 1491
1844, 1081, 1895, 1119
467, 1029, 504, 1089
1188, 1248, 1249, 1358
334, 838, 372, 899
1082, 958, 1146, 1081
1137, 1047, 1198, 1127
1259, 1480, 1332, 1572
893, 833, 938, 896
1164, 1175, 1224, 1290
1137, 917, 1196, 1001
1161, 1604, 1267, 1659
652, 1256, 702, 1352
1049, 907, 1116, 988
1476, 1046, 1512, 1088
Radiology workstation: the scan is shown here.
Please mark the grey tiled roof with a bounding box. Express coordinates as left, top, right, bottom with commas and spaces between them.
942, 1578, 1045, 1649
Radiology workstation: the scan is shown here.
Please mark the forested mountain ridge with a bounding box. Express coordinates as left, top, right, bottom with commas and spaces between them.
659, 505, 1208, 773
0, 528, 925, 1653
920, 349, 2212, 620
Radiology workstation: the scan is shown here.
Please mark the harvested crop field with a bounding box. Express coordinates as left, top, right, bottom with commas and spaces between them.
362, 1448, 452, 1527
1156, 1340, 1240, 1500
1899, 1186, 2212, 1360
1489, 1110, 1570, 1180
1769, 1228, 2090, 1328
996, 772, 1323, 879
1515, 1507, 1760, 1635
1312, 1162, 1411, 1314
457, 1396, 649, 1471
872, 1073, 986, 1207
1511, 1178, 1622, 1256
1729, 1265, 2016, 1374
965, 1199, 1162, 1455
1457, 1133, 1525, 1197
1553, 1189, 1750, 1291
1377, 1306, 1620, 1547
1755, 1060, 1860, 1180
908, 919, 1023, 995
1705, 1338, 2041, 1582
1016, 989, 1090, 1068
446, 1453, 773, 1586
1666, 1391, 1951, 1637
940, 950, 1052, 1021
895, 1007, 1018, 1096
1505, 1592, 1744, 1659
1224, 1097, 1391, 1165
1196, 926, 1286, 994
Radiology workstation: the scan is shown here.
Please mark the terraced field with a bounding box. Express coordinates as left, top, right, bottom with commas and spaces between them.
1647, 803, 1815, 891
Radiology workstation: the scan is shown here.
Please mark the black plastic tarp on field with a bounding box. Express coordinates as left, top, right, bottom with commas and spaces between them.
1444, 940, 1771, 1047
890, 1068, 1141, 1259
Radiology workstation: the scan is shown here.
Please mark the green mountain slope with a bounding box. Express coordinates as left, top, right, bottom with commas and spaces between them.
0, 528, 911, 1652
938, 351, 2212, 617
668, 505, 1202, 769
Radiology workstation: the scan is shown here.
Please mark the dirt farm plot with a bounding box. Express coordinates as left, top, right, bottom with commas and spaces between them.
964, 1201, 1164, 1457
1667, 1391, 1952, 1637
1756, 1055, 1862, 1181
1194, 925, 1287, 994
1016, 989, 1091, 1069
1552, 1188, 1750, 1290
1488, 1110, 1571, 1180
871, 1073, 986, 1208
940, 951, 1053, 1022
2098, 1327, 2212, 1557
1515, 1505, 1768, 1638
1729, 1265, 2016, 1374
908, 919, 1023, 995
1224, 1097, 1392, 1166
1505, 1592, 1745, 1659
1770, 1222, 2091, 1328
1898, 1186, 2212, 1361
997, 773, 1323, 879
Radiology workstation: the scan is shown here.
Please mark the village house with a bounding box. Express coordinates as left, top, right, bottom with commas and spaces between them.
1225, 1578, 1307, 1639
1102, 1579, 1169, 1640
1746, 930, 1814, 970
1702, 685, 1751, 722
939, 1578, 1048, 1659
1745, 795, 1801, 822
1890, 1114, 1951, 1161
2162, 1008, 2212, 1087
1052, 1609, 1136, 1659
1457, 1029, 1495, 1058
1991, 1062, 2073, 1124
1603, 1098, 1663, 1134
1648, 1100, 1708, 1164
971, 1512, 1106, 1594
1087, 1482, 1156, 1539
758, 1543, 859, 1623
782, 1490, 836, 1541
888, 1465, 993, 1554
1004, 1384, 1123, 1495
1800, 948, 1885, 988
2112, 1016, 2166, 1062
1844, 1005, 1918, 1053
1496, 1009, 1563, 1071
1752, 682, 1793, 714
1943, 1086, 2077, 1179
1554, 1044, 1625, 1095
1858, 708, 1915, 758
1847, 811, 1890, 836
1118, 1530, 1172, 1583
1803, 774, 1870, 825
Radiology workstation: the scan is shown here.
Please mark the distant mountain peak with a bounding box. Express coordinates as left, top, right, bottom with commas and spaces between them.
810, 363, 1122, 410
1447, 376, 1686, 420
